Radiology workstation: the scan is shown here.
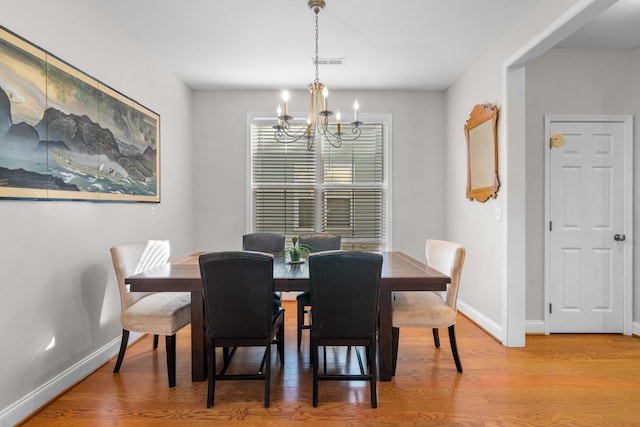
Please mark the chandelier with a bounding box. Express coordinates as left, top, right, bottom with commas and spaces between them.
274, 0, 362, 150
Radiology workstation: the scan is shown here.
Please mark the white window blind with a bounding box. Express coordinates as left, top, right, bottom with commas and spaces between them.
249, 115, 389, 251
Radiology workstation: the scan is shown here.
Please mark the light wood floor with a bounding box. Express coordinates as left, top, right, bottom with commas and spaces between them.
21, 301, 640, 426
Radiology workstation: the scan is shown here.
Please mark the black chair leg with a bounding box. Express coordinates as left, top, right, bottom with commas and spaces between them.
277, 320, 285, 366
323, 346, 327, 374
153, 334, 159, 349
312, 341, 319, 407
207, 340, 215, 408
309, 328, 314, 365
432, 328, 440, 348
113, 329, 130, 374
166, 334, 176, 388
391, 326, 399, 376
264, 346, 271, 408
297, 299, 304, 349
369, 343, 378, 408
448, 325, 463, 373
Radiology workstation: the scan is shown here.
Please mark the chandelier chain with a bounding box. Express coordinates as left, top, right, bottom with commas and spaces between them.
314, 12, 320, 84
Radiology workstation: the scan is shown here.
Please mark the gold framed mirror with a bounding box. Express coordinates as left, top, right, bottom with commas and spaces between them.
465, 104, 499, 202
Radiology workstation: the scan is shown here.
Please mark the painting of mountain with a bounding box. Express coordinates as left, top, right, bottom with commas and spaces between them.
0, 26, 160, 202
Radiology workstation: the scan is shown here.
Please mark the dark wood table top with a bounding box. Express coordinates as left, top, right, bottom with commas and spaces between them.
126, 251, 449, 293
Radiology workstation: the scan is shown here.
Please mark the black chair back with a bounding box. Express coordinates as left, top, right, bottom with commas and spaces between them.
242, 232, 286, 253
298, 232, 341, 253
200, 251, 274, 340
309, 250, 382, 340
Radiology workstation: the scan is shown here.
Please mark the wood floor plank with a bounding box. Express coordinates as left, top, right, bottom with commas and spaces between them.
20, 301, 640, 426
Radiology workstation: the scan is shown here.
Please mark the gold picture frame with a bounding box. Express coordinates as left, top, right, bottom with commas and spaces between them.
0, 26, 160, 202
465, 104, 499, 202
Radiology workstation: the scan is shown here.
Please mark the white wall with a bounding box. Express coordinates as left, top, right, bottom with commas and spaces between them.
0, 0, 194, 423
444, 0, 585, 339
191, 90, 447, 261
524, 47, 635, 321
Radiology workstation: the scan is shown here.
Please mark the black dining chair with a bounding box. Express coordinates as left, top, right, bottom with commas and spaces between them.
242, 232, 286, 314
308, 250, 382, 408
242, 232, 286, 254
199, 251, 285, 408
296, 233, 341, 350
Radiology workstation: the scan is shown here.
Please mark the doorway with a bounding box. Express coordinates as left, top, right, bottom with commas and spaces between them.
544, 115, 633, 334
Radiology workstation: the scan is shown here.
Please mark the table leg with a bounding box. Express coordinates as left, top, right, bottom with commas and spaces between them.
378, 289, 393, 381
190, 291, 207, 381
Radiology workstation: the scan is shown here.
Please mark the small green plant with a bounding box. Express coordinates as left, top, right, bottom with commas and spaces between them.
282, 236, 311, 262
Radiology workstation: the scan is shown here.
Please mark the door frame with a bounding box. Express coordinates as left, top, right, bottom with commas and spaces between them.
544, 114, 633, 335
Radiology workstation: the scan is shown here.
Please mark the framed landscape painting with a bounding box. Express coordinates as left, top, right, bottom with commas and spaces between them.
0, 26, 160, 202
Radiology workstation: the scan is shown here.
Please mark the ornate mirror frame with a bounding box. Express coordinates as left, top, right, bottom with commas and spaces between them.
465, 104, 499, 202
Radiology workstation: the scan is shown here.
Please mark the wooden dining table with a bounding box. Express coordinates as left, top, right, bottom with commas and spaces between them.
126, 251, 449, 381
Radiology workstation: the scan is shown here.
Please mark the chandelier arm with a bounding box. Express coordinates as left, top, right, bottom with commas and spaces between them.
274, 121, 314, 144
340, 125, 362, 142
322, 123, 362, 142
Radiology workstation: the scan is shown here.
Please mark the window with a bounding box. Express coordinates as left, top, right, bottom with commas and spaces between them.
248, 113, 390, 251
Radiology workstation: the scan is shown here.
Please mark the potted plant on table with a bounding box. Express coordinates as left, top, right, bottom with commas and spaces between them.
282, 236, 311, 263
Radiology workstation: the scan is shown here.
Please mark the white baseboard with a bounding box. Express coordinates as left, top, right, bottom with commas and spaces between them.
0, 333, 141, 427
457, 299, 502, 342
524, 320, 640, 336
525, 320, 546, 334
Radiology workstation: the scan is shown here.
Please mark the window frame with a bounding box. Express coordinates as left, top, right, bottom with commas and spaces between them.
246, 112, 392, 251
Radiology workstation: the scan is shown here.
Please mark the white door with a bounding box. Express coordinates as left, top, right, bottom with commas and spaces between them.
545, 115, 632, 333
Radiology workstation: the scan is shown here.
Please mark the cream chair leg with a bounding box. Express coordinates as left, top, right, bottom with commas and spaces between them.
448, 325, 463, 373
166, 334, 177, 388
432, 328, 440, 348
113, 329, 130, 374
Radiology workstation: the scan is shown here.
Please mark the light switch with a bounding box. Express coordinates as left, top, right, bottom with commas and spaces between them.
495, 207, 502, 222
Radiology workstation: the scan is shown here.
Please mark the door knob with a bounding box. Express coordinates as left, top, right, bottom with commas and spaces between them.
614, 234, 626, 242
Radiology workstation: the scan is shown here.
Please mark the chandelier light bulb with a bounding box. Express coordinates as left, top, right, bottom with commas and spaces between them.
282, 91, 290, 117
353, 99, 359, 122
322, 87, 328, 111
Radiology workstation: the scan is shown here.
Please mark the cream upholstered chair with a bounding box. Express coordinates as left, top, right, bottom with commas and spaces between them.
392, 239, 466, 374
110, 240, 191, 388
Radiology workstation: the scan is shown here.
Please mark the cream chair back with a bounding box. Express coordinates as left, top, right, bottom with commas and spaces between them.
110, 240, 170, 310
425, 239, 465, 312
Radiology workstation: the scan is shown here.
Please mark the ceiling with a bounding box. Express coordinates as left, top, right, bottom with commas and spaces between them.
95, 0, 640, 91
